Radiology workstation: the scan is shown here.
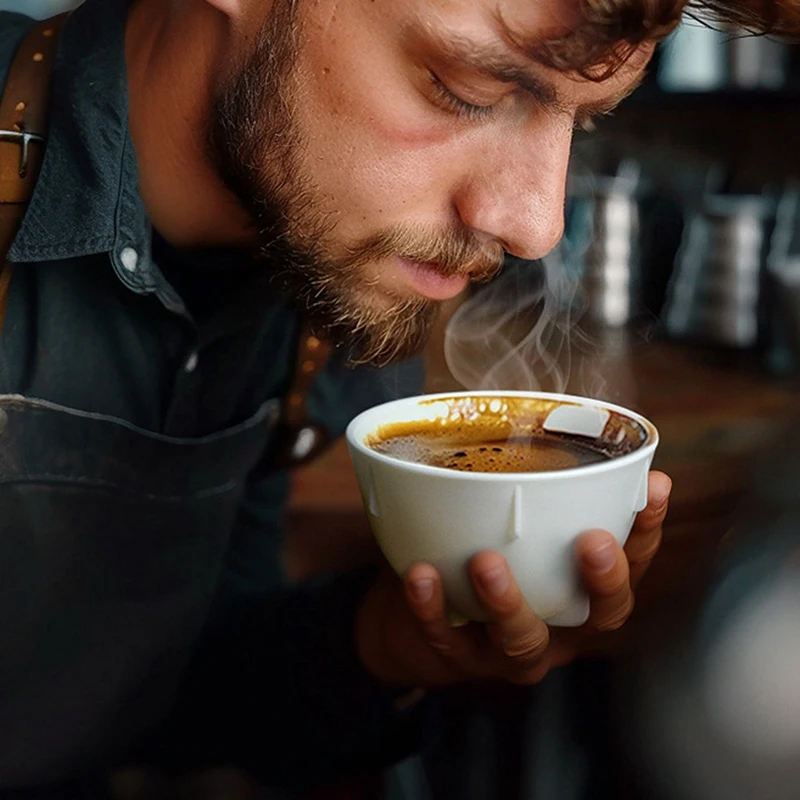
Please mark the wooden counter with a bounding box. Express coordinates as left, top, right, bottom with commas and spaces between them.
285, 332, 799, 653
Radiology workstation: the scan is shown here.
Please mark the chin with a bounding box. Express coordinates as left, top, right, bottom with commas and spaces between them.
338, 307, 438, 367
293, 268, 438, 365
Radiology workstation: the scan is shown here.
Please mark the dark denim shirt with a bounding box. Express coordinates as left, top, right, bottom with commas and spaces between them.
0, 1, 425, 793
0, 0, 422, 589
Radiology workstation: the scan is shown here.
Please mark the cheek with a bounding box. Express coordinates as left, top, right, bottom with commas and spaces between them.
297, 68, 464, 216
296, 13, 465, 187
311, 59, 456, 154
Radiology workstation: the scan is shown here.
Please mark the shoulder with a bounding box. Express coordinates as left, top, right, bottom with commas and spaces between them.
0, 12, 36, 94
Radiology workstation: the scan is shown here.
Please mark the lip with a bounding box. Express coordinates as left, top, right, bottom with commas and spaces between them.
394, 257, 470, 301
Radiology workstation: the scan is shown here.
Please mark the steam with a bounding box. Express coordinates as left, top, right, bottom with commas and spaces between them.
444, 246, 597, 396
444, 159, 644, 402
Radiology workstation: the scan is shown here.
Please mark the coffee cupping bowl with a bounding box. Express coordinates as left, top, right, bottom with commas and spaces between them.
345, 391, 659, 626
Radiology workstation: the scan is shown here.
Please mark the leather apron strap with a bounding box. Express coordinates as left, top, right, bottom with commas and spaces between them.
268, 320, 334, 469
0, 14, 67, 333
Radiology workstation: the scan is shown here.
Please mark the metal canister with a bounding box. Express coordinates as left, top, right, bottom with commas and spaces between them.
581, 189, 641, 328
664, 194, 774, 349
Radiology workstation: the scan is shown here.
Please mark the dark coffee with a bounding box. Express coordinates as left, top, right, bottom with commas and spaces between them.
369, 429, 610, 473
366, 396, 646, 474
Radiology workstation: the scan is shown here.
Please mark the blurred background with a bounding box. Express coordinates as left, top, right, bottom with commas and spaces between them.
3, 2, 800, 798
0, 0, 74, 16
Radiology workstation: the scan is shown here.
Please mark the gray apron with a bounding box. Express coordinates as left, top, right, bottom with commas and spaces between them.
0, 393, 278, 787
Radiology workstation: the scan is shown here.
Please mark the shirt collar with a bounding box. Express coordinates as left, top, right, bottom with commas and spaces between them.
8, 0, 160, 296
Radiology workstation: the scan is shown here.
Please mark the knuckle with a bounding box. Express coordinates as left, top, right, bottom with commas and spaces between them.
628, 546, 659, 567
594, 594, 635, 632
426, 636, 456, 655
501, 630, 549, 661
628, 534, 663, 566
653, 490, 671, 511
419, 621, 458, 655
634, 505, 666, 532
646, 496, 669, 516
591, 574, 629, 599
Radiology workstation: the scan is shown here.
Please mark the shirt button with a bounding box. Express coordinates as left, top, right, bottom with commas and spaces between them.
184, 351, 199, 373
291, 426, 319, 461
120, 247, 139, 273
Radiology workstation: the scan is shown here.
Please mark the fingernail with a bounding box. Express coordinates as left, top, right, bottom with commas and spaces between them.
478, 566, 509, 598
410, 578, 434, 604
585, 540, 616, 573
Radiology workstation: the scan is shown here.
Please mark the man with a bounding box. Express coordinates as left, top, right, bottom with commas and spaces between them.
0, 0, 786, 796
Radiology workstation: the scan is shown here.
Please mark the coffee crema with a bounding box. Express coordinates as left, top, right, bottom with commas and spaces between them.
366, 395, 647, 474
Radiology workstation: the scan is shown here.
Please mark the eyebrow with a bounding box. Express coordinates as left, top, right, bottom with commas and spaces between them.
434, 34, 644, 120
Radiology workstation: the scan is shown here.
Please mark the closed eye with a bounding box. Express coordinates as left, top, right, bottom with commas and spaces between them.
429, 72, 497, 122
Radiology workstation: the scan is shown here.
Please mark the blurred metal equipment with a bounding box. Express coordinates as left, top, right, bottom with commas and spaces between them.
570, 161, 641, 328
658, 18, 728, 91
664, 194, 775, 349
728, 33, 789, 90
658, 18, 789, 92
766, 187, 800, 360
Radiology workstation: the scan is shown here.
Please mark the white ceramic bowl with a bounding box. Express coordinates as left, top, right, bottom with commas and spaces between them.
346, 391, 659, 626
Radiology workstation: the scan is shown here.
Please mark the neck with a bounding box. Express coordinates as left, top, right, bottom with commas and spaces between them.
125, 0, 257, 249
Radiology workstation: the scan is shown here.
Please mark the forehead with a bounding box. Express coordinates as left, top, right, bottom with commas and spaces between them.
406, 0, 652, 80
412, 0, 651, 105
418, 0, 582, 45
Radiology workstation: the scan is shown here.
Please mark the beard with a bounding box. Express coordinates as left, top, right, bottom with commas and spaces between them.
208, 0, 504, 366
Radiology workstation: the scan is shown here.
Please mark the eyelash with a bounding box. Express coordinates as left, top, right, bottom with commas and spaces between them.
428, 72, 608, 133
429, 73, 496, 122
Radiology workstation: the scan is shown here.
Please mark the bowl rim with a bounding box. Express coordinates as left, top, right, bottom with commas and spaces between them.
345, 390, 659, 481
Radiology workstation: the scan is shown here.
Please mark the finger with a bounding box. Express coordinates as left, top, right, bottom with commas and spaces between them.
404, 563, 473, 666
467, 551, 550, 674
575, 530, 634, 632
629, 471, 671, 538
625, 471, 671, 586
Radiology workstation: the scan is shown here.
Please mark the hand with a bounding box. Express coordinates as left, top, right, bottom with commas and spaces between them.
356, 471, 671, 688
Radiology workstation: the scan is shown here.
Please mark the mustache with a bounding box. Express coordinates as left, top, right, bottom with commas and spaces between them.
343, 226, 506, 283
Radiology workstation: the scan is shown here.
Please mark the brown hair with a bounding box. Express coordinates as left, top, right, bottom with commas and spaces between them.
528, 0, 800, 78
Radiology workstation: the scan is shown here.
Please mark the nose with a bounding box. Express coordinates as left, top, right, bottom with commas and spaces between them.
454, 118, 572, 261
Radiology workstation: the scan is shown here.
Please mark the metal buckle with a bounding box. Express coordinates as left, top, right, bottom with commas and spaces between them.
0, 129, 44, 178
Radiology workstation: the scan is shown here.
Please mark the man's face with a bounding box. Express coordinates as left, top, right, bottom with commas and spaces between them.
211, 0, 649, 365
